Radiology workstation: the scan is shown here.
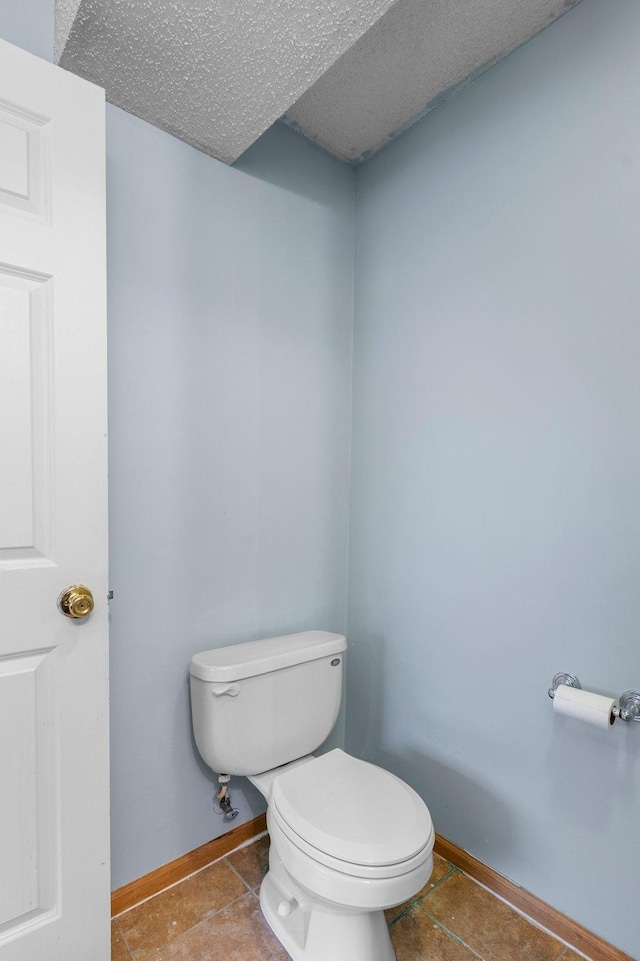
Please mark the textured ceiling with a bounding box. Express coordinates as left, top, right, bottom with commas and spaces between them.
57, 0, 584, 167
55, 0, 83, 62
285, 0, 583, 164
55, 0, 398, 164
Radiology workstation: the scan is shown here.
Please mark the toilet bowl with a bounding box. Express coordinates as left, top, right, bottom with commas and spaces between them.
189, 631, 435, 961
251, 750, 434, 960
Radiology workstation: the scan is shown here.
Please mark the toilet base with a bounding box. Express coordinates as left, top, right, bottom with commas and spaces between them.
260, 870, 396, 961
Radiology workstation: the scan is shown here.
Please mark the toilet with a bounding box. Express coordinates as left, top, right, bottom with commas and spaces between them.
189, 630, 435, 961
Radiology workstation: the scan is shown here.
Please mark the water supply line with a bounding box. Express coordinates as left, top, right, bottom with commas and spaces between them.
216, 774, 240, 821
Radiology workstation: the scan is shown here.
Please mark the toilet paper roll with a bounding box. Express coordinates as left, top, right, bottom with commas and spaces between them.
553, 685, 616, 729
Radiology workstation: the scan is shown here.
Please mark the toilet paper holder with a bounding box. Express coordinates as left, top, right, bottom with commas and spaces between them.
548, 673, 640, 722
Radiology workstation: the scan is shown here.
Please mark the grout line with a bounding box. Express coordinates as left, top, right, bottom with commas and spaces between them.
131, 890, 256, 961
114, 832, 268, 918
387, 904, 414, 928
556, 948, 592, 961
425, 865, 460, 893
224, 856, 256, 893
115, 844, 593, 961
558, 948, 594, 961
418, 872, 591, 961
415, 904, 485, 960
456, 870, 589, 959
113, 916, 135, 961
205, 889, 256, 918
386, 865, 459, 927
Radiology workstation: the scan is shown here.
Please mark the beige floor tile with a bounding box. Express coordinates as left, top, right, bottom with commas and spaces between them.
117, 859, 247, 960
422, 873, 563, 961
154, 891, 289, 960
111, 920, 132, 961
390, 905, 482, 961
385, 852, 455, 923
113, 839, 593, 961
227, 834, 271, 890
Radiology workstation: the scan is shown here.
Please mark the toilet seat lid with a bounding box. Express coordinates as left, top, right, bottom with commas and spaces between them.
271, 749, 433, 867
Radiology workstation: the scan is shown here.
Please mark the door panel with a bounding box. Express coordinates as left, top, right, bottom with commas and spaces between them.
0, 649, 57, 934
0, 98, 48, 219
0, 38, 108, 961
0, 268, 53, 564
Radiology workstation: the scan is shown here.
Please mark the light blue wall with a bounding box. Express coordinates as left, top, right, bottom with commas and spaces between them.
1, 0, 354, 889
349, 0, 640, 953
4, 0, 640, 949
0, 0, 53, 60
106, 112, 354, 886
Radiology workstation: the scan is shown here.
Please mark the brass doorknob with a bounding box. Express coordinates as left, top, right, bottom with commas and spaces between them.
58, 585, 94, 619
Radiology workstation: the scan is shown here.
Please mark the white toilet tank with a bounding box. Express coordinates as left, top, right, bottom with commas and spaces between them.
189, 631, 346, 776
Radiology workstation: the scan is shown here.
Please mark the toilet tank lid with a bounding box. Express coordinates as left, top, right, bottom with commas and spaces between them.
189, 631, 346, 682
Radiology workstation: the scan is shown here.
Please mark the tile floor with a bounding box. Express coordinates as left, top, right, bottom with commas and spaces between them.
111, 835, 590, 961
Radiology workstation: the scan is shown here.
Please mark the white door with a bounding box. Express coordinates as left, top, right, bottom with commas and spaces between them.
0, 39, 109, 961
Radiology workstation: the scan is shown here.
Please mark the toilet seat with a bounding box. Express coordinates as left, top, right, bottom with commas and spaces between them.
270, 749, 434, 879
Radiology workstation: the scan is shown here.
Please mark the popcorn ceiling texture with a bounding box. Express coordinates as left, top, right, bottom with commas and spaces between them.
285, 0, 585, 163
55, 0, 83, 62
55, 0, 398, 164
